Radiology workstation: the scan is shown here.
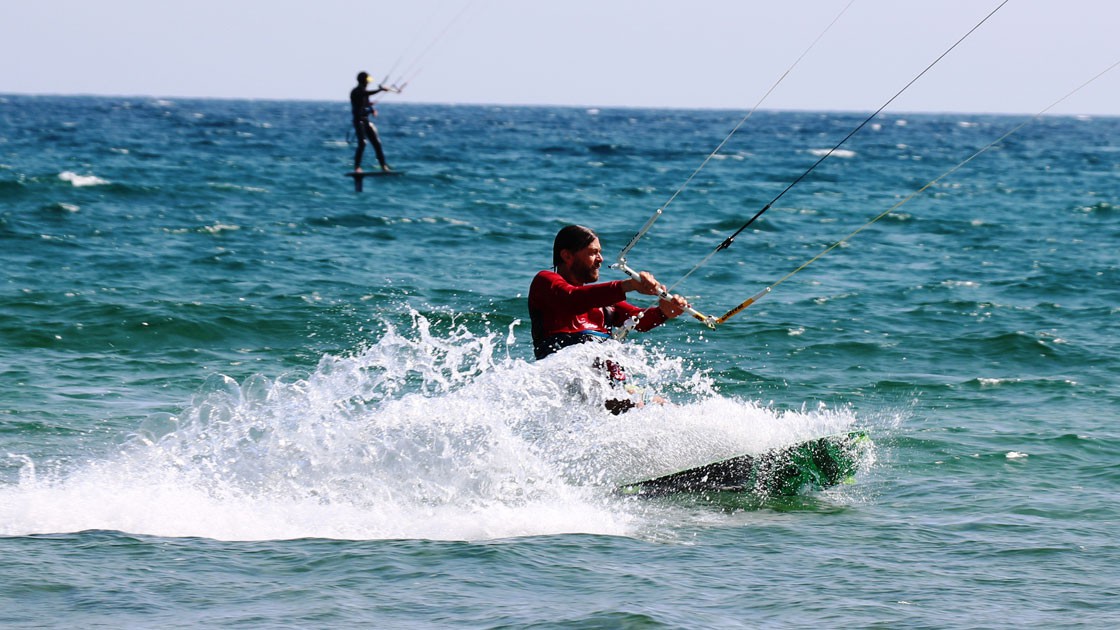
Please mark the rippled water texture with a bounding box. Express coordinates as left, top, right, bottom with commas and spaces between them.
1, 95, 1118, 627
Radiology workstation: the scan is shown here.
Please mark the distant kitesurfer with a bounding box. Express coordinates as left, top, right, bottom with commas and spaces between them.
350, 71, 394, 172
530, 224, 687, 354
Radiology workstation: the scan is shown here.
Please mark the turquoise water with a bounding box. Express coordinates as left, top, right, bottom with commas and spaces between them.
2, 94, 1119, 627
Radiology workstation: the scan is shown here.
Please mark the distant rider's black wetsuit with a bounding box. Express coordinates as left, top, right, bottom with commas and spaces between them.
350, 84, 388, 171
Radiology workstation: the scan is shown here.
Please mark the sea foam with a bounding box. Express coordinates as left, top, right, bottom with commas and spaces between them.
1, 313, 865, 542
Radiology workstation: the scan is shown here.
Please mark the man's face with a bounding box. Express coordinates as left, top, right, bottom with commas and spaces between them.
565, 237, 603, 284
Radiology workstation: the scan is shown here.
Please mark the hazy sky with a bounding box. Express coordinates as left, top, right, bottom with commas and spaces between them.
3, 0, 1119, 115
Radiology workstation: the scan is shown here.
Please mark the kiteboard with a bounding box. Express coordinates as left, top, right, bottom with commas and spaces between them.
617, 431, 869, 498
345, 170, 405, 191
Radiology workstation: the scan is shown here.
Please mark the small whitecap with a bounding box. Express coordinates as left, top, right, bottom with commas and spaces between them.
1006, 451, 1028, 459
59, 171, 109, 187
43, 202, 80, 213
199, 223, 240, 234
586, 108, 600, 115
809, 148, 855, 158
941, 279, 980, 289
208, 182, 267, 193
1040, 332, 1068, 345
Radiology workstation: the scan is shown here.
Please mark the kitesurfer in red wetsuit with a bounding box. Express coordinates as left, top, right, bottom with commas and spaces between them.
529, 225, 689, 413
529, 225, 688, 361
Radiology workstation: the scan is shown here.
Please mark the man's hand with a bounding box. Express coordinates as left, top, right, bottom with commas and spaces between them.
658, 294, 689, 318
624, 270, 662, 296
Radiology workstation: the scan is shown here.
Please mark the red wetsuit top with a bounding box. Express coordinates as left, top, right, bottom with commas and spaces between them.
528, 269, 668, 360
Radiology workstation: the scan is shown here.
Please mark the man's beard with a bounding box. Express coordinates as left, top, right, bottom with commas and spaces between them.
575, 263, 599, 284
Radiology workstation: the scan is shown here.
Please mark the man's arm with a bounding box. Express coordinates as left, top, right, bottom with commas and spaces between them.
530, 271, 628, 316
608, 294, 687, 333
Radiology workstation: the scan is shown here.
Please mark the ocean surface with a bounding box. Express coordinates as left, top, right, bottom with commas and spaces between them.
1, 93, 1118, 628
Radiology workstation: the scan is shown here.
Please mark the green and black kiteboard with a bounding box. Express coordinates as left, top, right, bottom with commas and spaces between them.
618, 431, 870, 498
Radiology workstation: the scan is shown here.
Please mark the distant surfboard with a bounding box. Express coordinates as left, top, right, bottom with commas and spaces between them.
345, 170, 405, 191
617, 431, 870, 498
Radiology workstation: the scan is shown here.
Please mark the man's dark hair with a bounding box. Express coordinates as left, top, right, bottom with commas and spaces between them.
552, 225, 597, 268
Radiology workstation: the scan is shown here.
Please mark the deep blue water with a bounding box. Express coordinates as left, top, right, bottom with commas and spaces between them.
1, 94, 1119, 627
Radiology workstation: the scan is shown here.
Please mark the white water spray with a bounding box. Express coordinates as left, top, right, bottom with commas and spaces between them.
1, 313, 863, 541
